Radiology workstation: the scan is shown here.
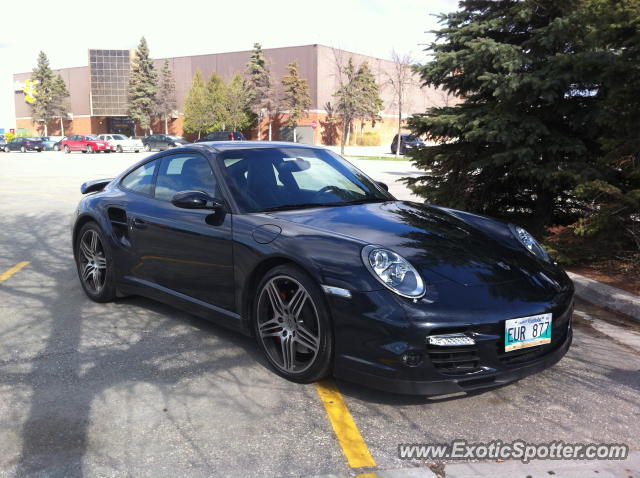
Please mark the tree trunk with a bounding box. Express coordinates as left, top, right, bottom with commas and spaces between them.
59, 117, 64, 136
345, 122, 351, 147
268, 121, 272, 141
43, 121, 48, 137
340, 118, 347, 156
293, 127, 297, 143
532, 186, 554, 237
164, 116, 168, 134
396, 89, 402, 158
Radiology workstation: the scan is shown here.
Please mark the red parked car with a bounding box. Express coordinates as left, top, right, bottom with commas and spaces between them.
61, 135, 115, 154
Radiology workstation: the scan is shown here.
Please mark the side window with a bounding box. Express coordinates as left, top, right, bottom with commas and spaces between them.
121, 160, 158, 196
155, 154, 216, 202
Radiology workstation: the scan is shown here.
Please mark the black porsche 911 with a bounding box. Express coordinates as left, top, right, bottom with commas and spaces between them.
72, 142, 573, 395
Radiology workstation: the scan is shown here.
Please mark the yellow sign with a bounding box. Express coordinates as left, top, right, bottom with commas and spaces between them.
23, 79, 38, 104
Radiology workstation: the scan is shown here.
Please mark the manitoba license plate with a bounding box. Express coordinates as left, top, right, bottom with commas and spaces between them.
504, 313, 552, 352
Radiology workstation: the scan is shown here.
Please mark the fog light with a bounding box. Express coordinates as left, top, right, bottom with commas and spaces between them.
401, 351, 422, 367
427, 333, 475, 347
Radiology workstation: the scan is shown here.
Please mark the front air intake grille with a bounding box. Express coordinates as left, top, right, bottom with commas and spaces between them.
426, 344, 480, 375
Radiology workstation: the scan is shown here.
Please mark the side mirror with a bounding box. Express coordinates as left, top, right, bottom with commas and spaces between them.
171, 190, 223, 210
377, 181, 389, 192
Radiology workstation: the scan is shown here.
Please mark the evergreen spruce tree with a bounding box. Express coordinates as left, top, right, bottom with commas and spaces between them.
183, 71, 209, 139
409, 0, 640, 255
30, 51, 69, 136
353, 61, 383, 144
245, 43, 278, 140
281, 61, 312, 143
127, 37, 157, 135
155, 59, 177, 134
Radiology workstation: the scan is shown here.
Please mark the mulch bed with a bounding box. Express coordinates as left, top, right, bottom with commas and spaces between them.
567, 253, 640, 296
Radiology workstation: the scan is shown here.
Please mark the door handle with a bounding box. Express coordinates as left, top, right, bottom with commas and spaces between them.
132, 218, 147, 229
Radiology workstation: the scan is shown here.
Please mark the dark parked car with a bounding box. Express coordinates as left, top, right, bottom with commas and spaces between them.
72, 142, 573, 394
142, 134, 189, 151
196, 131, 246, 142
3, 137, 44, 152
391, 134, 425, 155
0, 135, 6, 150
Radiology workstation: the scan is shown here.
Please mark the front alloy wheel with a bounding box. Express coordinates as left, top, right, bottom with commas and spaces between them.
144, 144, 151, 152
20, 146, 26, 153
75, 223, 116, 302
86, 145, 93, 154
255, 265, 332, 383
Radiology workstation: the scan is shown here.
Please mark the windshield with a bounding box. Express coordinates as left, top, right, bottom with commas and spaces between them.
85, 135, 98, 140
219, 147, 393, 213
167, 135, 183, 141
112, 135, 127, 140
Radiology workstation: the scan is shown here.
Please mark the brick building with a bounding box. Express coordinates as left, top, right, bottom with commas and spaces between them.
13, 44, 449, 145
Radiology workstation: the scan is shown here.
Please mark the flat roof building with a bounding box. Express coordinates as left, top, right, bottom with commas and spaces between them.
14, 44, 448, 145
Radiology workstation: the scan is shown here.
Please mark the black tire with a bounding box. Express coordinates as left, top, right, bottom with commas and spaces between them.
64, 145, 70, 154
253, 264, 333, 383
117, 145, 123, 153
75, 222, 116, 303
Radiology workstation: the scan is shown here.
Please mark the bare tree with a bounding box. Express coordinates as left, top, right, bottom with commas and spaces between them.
387, 50, 415, 157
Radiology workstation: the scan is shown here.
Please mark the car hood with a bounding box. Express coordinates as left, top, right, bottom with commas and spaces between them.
268, 201, 557, 287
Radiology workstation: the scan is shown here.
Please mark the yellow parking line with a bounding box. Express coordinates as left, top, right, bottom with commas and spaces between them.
0, 261, 30, 284
316, 378, 376, 469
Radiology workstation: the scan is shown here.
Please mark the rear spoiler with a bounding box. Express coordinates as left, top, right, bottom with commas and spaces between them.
80, 178, 114, 194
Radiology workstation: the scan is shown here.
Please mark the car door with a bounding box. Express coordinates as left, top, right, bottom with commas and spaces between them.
126, 151, 235, 311
72, 135, 82, 151
157, 135, 168, 150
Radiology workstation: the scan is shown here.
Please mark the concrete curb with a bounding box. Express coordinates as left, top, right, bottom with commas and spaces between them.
567, 271, 640, 321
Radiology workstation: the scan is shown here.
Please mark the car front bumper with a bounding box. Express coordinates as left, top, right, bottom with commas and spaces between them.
329, 280, 574, 395
118, 144, 142, 151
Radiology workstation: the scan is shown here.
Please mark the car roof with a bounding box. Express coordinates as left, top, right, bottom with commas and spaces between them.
194, 141, 324, 153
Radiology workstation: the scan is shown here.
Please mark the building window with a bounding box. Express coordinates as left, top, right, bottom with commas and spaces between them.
89, 49, 131, 117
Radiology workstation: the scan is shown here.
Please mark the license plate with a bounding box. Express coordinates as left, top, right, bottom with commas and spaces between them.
504, 313, 552, 352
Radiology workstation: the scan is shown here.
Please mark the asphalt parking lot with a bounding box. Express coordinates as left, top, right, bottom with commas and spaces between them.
0, 150, 639, 478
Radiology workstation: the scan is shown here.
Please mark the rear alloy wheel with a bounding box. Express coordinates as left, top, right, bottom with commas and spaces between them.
254, 265, 333, 383
144, 144, 151, 152
86, 145, 93, 154
64, 145, 70, 153
3, 146, 9, 153
75, 223, 116, 302
117, 145, 123, 153
20, 146, 26, 153
54, 145, 59, 151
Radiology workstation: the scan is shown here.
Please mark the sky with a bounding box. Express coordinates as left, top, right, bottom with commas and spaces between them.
0, 0, 459, 130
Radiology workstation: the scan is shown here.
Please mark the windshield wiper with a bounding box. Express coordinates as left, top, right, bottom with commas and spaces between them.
343, 197, 388, 205
259, 197, 387, 212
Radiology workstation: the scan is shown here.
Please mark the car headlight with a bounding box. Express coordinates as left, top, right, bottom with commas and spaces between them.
509, 225, 551, 262
361, 245, 425, 298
